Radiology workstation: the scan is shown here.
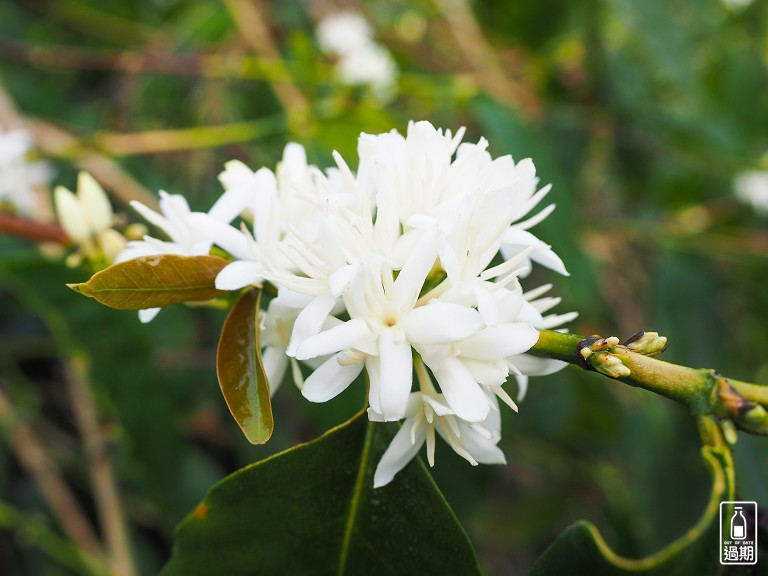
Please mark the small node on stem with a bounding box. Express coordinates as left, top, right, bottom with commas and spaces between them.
591, 352, 631, 379
590, 336, 620, 352
721, 419, 738, 445
623, 331, 668, 356
714, 374, 768, 435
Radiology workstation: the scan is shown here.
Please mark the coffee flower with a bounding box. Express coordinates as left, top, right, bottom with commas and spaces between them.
115, 185, 251, 322
316, 11, 397, 99
0, 124, 50, 216
54, 172, 126, 265
113, 120, 575, 486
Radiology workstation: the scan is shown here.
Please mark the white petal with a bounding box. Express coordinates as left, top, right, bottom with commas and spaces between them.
78, 172, 113, 232
294, 318, 375, 360
262, 346, 289, 396
377, 327, 413, 421
215, 260, 265, 290
433, 357, 491, 422
515, 374, 529, 402
329, 264, 358, 296
138, 308, 161, 323
461, 358, 509, 386
207, 186, 253, 223
537, 311, 579, 330
130, 200, 174, 239
366, 356, 382, 414
301, 354, 363, 403
503, 228, 568, 276
400, 302, 482, 345
454, 421, 506, 465
114, 241, 159, 263
54, 186, 89, 243
509, 354, 567, 376
373, 416, 427, 488
286, 294, 337, 357
188, 214, 252, 260
389, 235, 437, 310
459, 323, 539, 360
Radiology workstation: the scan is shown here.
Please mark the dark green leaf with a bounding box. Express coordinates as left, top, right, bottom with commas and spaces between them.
216, 288, 272, 445
162, 413, 481, 576
530, 443, 733, 575
67, 255, 229, 310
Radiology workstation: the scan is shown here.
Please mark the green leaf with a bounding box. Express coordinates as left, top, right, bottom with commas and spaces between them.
162, 413, 481, 576
67, 255, 230, 310
216, 288, 273, 445
530, 440, 734, 576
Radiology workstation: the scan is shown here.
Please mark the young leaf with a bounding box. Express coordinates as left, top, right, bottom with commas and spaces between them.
162, 413, 481, 576
216, 288, 273, 445
67, 255, 229, 310
530, 443, 734, 575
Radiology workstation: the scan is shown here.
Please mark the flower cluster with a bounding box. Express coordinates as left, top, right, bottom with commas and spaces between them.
0, 123, 50, 217
316, 11, 397, 100
118, 121, 575, 486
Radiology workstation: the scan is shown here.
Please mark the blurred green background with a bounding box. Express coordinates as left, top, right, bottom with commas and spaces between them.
1, 0, 767, 574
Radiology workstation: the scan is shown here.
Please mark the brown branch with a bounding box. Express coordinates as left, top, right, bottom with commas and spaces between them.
0, 384, 104, 558
0, 212, 69, 244
65, 355, 137, 576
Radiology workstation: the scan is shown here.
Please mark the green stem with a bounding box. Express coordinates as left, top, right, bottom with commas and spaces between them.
530, 329, 768, 434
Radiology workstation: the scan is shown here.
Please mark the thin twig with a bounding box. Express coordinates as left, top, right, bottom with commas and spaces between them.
431, 0, 540, 117
65, 355, 137, 576
0, 36, 296, 83
223, 0, 311, 136
90, 115, 286, 156
0, 81, 159, 211
0, 384, 104, 558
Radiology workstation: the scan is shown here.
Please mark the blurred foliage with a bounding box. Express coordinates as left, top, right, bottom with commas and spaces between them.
1, 0, 767, 574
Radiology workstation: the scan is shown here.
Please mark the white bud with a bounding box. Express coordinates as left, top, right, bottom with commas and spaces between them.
54, 185, 89, 243
77, 172, 113, 232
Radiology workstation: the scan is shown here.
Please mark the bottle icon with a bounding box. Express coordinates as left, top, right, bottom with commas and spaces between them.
731, 506, 748, 540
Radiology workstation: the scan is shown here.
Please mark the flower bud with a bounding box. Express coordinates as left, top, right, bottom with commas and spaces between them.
591, 352, 631, 379
54, 185, 89, 243
623, 331, 667, 356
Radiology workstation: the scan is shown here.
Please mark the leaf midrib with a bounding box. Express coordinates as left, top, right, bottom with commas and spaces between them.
336, 419, 377, 576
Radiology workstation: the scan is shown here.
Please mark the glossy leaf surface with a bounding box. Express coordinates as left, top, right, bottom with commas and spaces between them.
216, 288, 273, 445
67, 255, 229, 309
162, 413, 481, 576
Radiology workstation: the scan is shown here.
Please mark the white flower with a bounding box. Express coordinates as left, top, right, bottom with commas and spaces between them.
0, 124, 50, 216
192, 144, 336, 292
734, 170, 768, 215
316, 12, 373, 56
116, 184, 250, 322
371, 361, 506, 488
316, 11, 397, 99
54, 172, 126, 262
295, 245, 486, 422
108, 119, 576, 484
336, 43, 397, 98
